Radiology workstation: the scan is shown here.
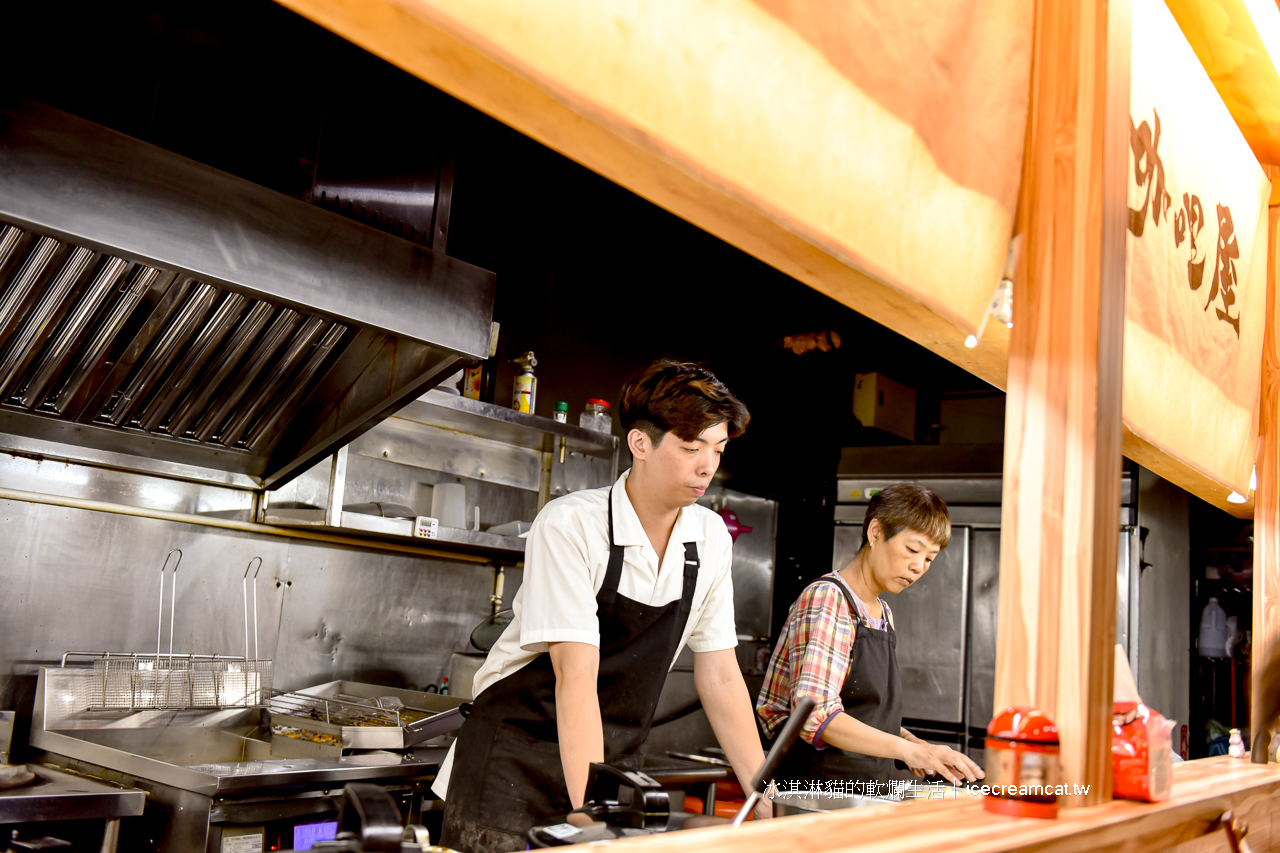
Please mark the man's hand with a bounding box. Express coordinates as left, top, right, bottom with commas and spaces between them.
549, 642, 603, 808
693, 649, 771, 819
753, 797, 773, 820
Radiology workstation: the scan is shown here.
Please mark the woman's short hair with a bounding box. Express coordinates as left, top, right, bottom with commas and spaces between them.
620, 359, 749, 445
862, 483, 951, 551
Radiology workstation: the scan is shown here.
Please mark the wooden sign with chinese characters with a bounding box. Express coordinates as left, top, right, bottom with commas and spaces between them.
1123, 0, 1271, 495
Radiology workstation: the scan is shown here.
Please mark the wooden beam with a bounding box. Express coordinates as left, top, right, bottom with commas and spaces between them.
1253, 206, 1280, 762
993, 0, 1124, 808
1166, 0, 1280, 176
1124, 428, 1254, 519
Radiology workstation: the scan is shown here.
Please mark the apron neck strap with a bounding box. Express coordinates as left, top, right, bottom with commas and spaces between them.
827, 574, 886, 631
603, 484, 701, 601
604, 484, 625, 591
680, 542, 700, 608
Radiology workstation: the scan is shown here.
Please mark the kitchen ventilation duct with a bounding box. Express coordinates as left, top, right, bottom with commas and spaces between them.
0, 99, 494, 488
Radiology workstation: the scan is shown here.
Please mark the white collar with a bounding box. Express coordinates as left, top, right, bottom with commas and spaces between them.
609, 469, 707, 548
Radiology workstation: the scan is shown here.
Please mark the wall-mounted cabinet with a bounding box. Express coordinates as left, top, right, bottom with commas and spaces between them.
263, 389, 618, 561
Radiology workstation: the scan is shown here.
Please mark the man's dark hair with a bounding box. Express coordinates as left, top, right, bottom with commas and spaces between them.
619, 359, 749, 446
861, 483, 951, 550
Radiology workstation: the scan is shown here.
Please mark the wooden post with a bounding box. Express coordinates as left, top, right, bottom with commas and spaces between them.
1253, 205, 1280, 763
994, 0, 1127, 806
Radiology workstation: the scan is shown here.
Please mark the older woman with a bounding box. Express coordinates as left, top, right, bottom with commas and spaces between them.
757, 484, 983, 795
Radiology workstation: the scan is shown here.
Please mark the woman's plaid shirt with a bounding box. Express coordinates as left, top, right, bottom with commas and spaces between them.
755, 572, 893, 748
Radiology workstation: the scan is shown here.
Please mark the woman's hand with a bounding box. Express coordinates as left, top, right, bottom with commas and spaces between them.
899, 729, 931, 777
753, 797, 773, 820
899, 741, 984, 785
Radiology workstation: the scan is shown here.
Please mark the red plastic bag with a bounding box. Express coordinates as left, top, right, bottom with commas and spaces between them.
1111, 701, 1175, 802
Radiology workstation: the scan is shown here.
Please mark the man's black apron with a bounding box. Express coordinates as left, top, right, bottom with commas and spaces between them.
769, 574, 902, 789
440, 486, 700, 853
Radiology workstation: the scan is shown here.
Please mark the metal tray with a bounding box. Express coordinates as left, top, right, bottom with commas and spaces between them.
267, 680, 467, 755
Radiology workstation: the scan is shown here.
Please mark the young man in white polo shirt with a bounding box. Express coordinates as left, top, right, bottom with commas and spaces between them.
436, 359, 769, 853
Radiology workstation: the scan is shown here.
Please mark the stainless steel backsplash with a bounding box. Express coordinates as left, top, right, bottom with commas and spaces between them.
0, 496, 519, 723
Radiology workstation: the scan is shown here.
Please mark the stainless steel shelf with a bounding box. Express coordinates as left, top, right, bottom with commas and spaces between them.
0, 764, 145, 822
262, 391, 616, 561
263, 508, 526, 558
396, 390, 617, 456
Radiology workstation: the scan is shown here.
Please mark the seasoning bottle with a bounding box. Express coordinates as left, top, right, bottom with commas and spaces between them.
579, 398, 612, 433
553, 401, 568, 423
462, 363, 483, 399
511, 351, 538, 414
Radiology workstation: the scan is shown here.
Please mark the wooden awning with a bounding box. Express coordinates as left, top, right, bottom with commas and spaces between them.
276, 0, 1279, 516
276, 0, 1027, 384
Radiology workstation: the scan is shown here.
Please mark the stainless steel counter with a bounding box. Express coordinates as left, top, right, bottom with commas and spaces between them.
0, 764, 145, 823
29, 667, 453, 851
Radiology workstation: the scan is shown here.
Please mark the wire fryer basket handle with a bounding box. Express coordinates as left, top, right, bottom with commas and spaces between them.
243, 557, 262, 662
156, 549, 182, 663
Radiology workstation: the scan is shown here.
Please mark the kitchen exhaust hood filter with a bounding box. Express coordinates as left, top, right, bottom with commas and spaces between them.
0, 99, 495, 488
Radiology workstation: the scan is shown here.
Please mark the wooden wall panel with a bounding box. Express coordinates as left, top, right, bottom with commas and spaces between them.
993, 0, 1124, 807
1253, 207, 1280, 765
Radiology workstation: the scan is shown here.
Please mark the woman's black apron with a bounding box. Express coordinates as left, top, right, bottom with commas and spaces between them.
440, 486, 700, 853
770, 574, 902, 790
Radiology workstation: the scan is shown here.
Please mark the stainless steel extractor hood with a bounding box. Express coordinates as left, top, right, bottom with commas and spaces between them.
0, 98, 495, 489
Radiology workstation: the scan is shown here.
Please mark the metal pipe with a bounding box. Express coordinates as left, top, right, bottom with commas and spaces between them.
326, 447, 348, 529
491, 565, 505, 616
0, 485, 493, 564
61, 651, 246, 666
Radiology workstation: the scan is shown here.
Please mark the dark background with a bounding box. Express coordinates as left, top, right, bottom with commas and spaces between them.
2, 0, 997, 633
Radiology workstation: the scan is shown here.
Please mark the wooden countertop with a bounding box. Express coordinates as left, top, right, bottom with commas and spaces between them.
599, 758, 1279, 853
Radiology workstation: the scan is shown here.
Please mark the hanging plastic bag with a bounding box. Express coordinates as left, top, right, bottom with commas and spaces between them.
1112, 700, 1177, 802
1111, 645, 1176, 802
